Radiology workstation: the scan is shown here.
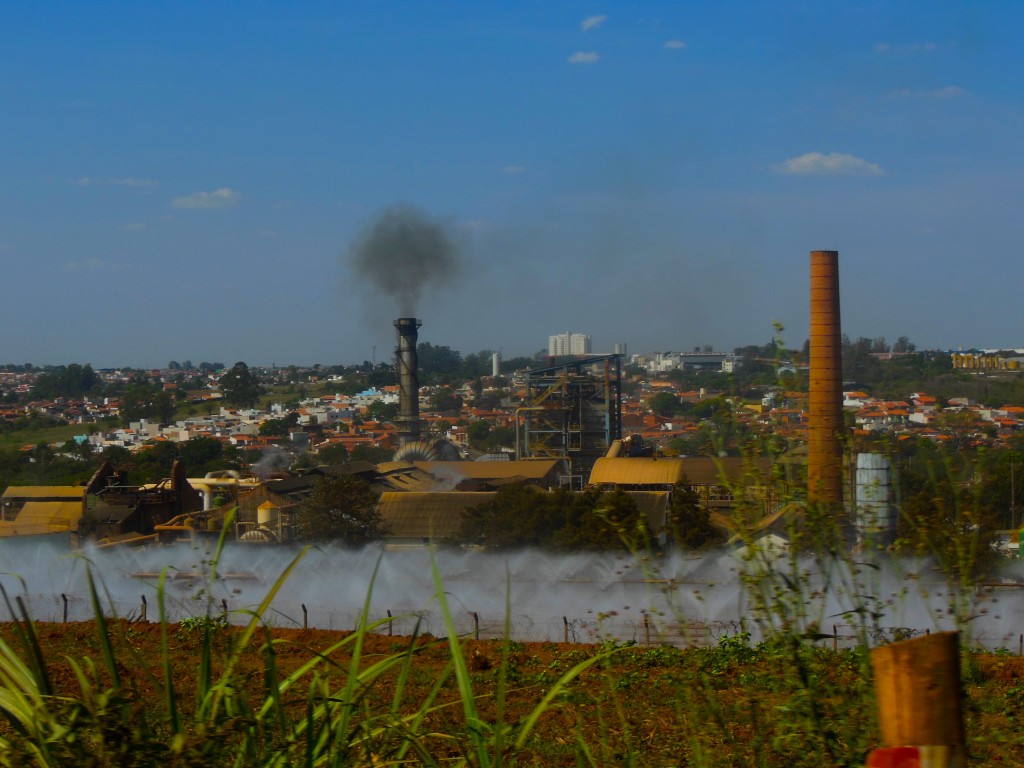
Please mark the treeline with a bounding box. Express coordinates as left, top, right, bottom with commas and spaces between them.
0, 435, 245, 493
458, 483, 719, 552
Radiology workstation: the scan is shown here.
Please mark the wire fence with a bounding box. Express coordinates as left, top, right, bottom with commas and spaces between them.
7, 591, 1024, 653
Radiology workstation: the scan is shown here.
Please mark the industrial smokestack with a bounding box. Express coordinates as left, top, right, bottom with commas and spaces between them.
808, 250, 844, 507
394, 317, 422, 446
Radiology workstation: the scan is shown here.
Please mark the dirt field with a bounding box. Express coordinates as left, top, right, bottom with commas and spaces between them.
2, 620, 1023, 766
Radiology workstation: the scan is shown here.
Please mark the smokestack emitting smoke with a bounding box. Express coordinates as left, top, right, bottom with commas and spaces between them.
349, 204, 461, 448
350, 204, 462, 317
808, 250, 844, 507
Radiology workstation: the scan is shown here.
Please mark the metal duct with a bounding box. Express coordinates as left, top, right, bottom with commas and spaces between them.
808, 250, 844, 507
394, 317, 422, 446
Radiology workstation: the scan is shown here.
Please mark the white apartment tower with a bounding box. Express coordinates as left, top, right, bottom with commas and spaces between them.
549, 332, 592, 357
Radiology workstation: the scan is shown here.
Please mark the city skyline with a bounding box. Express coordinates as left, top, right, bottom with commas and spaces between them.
2, 1, 1022, 368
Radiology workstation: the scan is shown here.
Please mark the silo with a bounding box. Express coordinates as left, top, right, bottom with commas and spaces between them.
808, 250, 844, 507
492, 351, 501, 377
855, 453, 895, 548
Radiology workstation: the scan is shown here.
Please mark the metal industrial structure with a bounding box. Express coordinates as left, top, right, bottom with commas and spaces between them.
807, 250, 844, 507
394, 317, 422, 446
515, 354, 623, 480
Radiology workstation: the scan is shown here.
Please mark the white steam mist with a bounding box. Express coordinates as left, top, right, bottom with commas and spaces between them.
1, 538, 1022, 649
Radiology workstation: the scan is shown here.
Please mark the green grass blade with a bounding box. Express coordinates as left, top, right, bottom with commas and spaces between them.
156, 568, 180, 735
513, 650, 618, 750
431, 553, 490, 768
85, 567, 121, 692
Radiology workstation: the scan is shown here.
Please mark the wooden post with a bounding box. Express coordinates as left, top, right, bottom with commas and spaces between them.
833, 624, 838, 652
302, 604, 308, 630
62, 593, 68, 623
1019, 633, 1022, 656
644, 615, 651, 646
141, 594, 147, 623
387, 609, 393, 637
473, 612, 480, 641
222, 599, 228, 621
869, 631, 965, 767
563, 616, 569, 644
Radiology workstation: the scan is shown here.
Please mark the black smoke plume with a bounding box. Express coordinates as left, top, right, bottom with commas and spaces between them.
350, 204, 462, 316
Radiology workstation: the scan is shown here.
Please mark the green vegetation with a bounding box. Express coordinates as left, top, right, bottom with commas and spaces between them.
291, 474, 387, 544
218, 361, 264, 408
459, 483, 719, 552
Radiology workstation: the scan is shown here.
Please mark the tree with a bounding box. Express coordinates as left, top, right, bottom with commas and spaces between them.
177, 436, 225, 475
316, 443, 350, 465
367, 401, 399, 423
429, 390, 462, 414
119, 385, 176, 425
554, 488, 649, 551
219, 362, 263, 408
460, 485, 565, 549
292, 475, 386, 544
667, 482, 719, 549
349, 445, 394, 464
30, 363, 99, 399
416, 342, 462, 378
893, 336, 916, 353
648, 392, 682, 417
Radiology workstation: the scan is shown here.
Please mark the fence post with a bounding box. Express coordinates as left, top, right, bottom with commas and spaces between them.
563, 616, 569, 644
833, 624, 838, 652
867, 631, 964, 768
387, 609, 393, 637
472, 612, 480, 641
221, 599, 228, 622
62, 593, 68, 623
141, 595, 147, 623
302, 604, 308, 630
644, 615, 650, 646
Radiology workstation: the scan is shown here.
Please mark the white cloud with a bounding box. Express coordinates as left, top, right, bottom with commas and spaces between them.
891, 85, 965, 99
568, 51, 600, 65
69, 176, 158, 187
663, 40, 686, 49
581, 15, 607, 31
875, 42, 937, 54
502, 165, 526, 175
773, 152, 885, 176
171, 187, 240, 209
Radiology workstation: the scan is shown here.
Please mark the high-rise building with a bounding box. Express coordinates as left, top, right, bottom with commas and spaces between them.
549, 332, 591, 357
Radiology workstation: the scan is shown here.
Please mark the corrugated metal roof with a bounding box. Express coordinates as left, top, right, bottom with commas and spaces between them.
0, 501, 83, 537
377, 492, 494, 540
414, 460, 562, 480
2, 486, 86, 500
589, 458, 689, 486
589, 457, 772, 487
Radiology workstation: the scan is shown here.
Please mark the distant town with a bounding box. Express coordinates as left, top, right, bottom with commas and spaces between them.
2, 331, 1023, 557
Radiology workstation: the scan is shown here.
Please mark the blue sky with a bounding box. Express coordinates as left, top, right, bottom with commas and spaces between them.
2, 1, 1021, 368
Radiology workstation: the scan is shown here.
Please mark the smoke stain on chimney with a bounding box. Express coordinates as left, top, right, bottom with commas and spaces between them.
349, 204, 462, 317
